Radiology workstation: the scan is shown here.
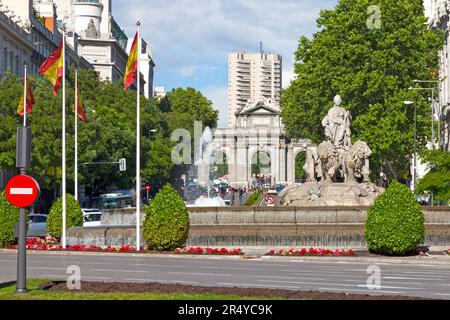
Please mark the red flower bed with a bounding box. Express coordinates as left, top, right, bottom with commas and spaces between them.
175, 247, 243, 255
267, 248, 356, 257
7, 238, 142, 253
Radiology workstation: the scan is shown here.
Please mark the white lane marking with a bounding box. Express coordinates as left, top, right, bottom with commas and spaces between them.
10, 188, 33, 195
168, 272, 232, 277
218, 283, 300, 289
0, 260, 15, 262
289, 272, 368, 279
434, 293, 450, 296
124, 278, 199, 285
319, 287, 405, 295
90, 269, 148, 273
383, 276, 446, 281
258, 279, 422, 291
200, 266, 261, 271
129, 264, 184, 268
38, 274, 111, 280
344, 279, 424, 286
254, 275, 323, 281
30, 267, 66, 270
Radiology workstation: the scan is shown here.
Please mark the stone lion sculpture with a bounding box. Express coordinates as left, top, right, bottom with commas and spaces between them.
345, 140, 371, 183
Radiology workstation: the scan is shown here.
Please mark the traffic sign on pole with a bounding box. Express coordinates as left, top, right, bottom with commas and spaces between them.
5, 175, 40, 208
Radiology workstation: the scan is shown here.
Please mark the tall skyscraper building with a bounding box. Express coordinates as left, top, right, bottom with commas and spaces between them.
228, 52, 282, 127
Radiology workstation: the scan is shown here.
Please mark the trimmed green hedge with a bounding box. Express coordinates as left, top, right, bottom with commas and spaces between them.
0, 191, 19, 247
143, 184, 190, 251
245, 189, 263, 206
47, 194, 83, 239
365, 181, 424, 256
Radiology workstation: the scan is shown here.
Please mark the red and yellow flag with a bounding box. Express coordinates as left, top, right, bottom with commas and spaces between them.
17, 79, 35, 116
73, 88, 87, 123
124, 32, 138, 90
39, 41, 64, 96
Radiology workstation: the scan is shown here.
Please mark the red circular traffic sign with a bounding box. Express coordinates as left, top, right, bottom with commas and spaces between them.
145, 185, 151, 191
266, 196, 275, 205
5, 175, 40, 208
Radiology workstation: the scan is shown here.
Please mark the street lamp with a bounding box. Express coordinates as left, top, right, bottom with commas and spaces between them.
408, 86, 439, 149
412, 79, 442, 148
403, 99, 417, 192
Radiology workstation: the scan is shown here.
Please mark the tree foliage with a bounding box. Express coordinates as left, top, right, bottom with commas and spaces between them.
47, 194, 83, 239
416, 150, 450, 202
143, 184, 190, 251
0, 191, 19, 247
0, 69, 218, 203
281, 0, 444, 181
365, 181, 424, 256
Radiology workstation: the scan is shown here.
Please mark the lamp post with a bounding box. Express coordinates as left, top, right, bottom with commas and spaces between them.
403, 99, 417, 192
408, 86, 438, 149
413, 79, 441, 149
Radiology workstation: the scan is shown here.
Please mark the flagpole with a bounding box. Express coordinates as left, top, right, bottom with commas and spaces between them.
23, 65, 27, 127
75, 69, 78, 202
62, 30, 67, 249
136, 21, 141, 251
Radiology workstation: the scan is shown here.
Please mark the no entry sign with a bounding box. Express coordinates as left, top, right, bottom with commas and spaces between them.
5, 175, 40, 208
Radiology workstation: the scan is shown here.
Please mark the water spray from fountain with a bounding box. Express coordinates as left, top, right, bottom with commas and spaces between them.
194, 127, 226, 207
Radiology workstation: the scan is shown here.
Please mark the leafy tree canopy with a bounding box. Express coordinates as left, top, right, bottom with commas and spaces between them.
281, 0, 444, 181
416, 150, 450, 202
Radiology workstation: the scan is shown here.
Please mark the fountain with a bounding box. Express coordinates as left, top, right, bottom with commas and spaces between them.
194, 127, 226, 207
280, 95, 384, 206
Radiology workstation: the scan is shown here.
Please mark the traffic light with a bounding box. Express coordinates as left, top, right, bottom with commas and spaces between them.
119, 158, 126, 172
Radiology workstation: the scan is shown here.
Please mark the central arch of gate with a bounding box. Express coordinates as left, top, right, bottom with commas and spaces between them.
204, 99, 314, 188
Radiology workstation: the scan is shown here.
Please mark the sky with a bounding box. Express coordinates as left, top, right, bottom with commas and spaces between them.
113, 0, 338, 128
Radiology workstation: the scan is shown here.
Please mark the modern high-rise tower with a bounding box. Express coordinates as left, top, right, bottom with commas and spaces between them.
228, 52, 282, 127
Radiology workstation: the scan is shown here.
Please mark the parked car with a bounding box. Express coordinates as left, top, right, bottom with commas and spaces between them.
275, 184, 286, 192
27, 214, 48, 237
224, 200, 232, 206
82, 209, 103, 227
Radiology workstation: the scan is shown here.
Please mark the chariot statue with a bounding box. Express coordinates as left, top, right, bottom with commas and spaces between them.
281, 95, 383, 207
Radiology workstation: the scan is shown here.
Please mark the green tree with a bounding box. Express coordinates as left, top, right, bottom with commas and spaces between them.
416, 150, 450, 203
365, 181, 424, 256
46, 194, 83, 239
0, 191, 19, 247
143, 184, 190, 251
281, 0, 443, 180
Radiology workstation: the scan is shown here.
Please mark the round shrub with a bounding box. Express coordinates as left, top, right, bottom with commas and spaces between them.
143, 184, 190, 251
47, 194, 83, 239
365, 181, 424, 256
0, 191, 19, 247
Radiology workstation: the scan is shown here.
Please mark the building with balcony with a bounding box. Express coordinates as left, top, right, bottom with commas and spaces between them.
424, 0, 450, 151
228, 52, 282, 128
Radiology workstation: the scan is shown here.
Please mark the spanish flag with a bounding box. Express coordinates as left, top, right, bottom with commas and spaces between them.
17, 79, 35, 116
39, 41, 64, 96
124, 32, 138, 90
73, 88, 88, 123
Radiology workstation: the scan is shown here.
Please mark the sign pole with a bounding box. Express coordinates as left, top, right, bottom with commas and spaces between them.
136, 22, 141, 251
14, 127, 34, 294
23, 65, 27, 127
16, 175, 27, 294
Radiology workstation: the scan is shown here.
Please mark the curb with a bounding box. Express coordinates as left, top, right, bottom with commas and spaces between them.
1, 248, 450, 265
260, 255, 450, 265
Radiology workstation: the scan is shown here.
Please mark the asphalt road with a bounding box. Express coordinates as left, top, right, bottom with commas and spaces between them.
1, 252, 450, 299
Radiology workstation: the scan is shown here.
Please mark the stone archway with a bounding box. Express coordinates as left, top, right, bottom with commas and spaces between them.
250, 150, 272, 187
295, 151, 307, 183
211, 150, 229, 181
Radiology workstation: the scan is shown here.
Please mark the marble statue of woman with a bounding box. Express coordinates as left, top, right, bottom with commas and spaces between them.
322, 95, 352, 149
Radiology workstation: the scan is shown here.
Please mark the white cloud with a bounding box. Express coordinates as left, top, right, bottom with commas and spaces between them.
112, 0, 338, 127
